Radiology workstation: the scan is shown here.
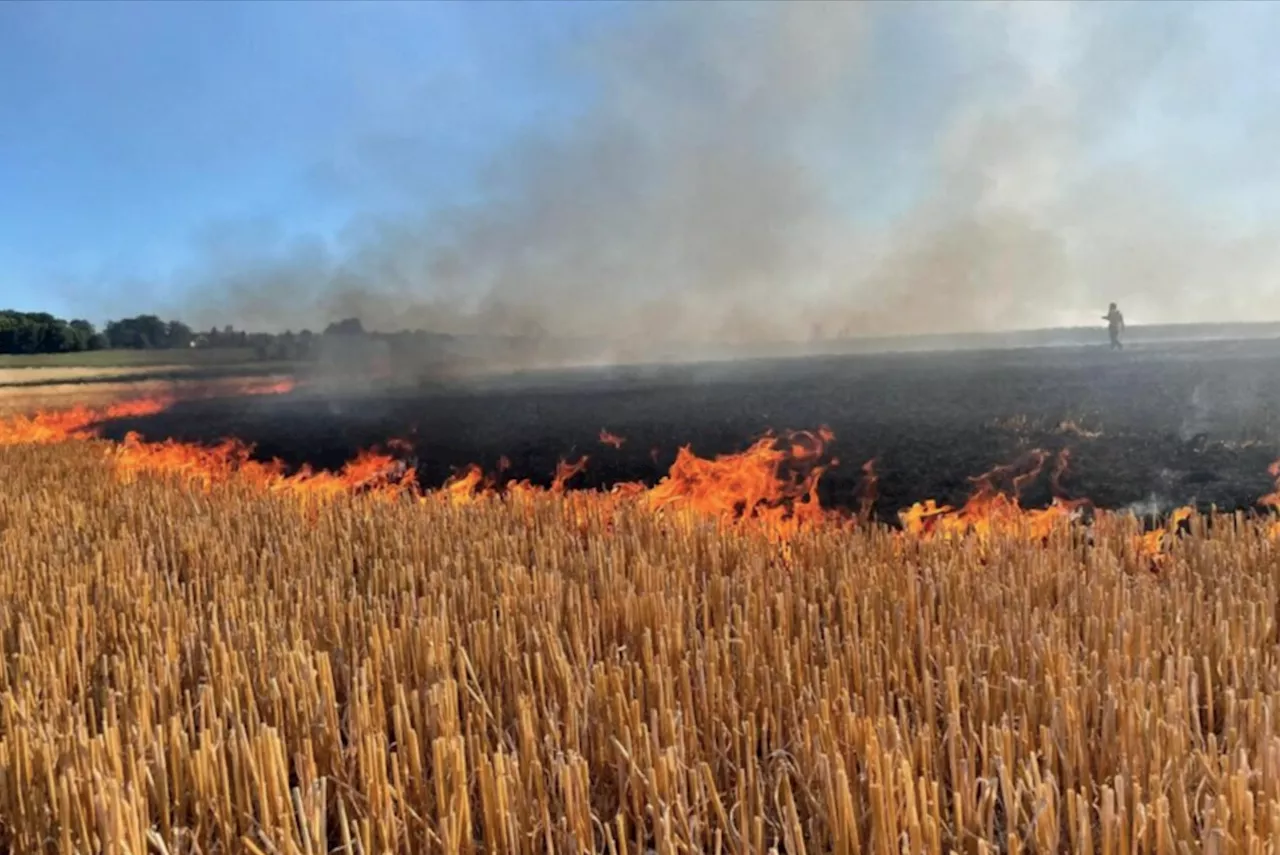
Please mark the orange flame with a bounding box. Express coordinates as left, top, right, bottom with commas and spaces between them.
898, 449, 1085, 540
1134, 506, 1194, 570
112, 433, 417, 499
642, 429, 839, 537
8, 395, 1276, 555
552, 456, 590, 493
599, 429, 625, 449
0, 377, 295, 448
1258, 459, 1280, 509
443, 465, 486, 505
0, 398, 171, 447
223, 377, 296, 397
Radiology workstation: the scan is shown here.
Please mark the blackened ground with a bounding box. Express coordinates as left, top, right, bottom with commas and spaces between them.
95, 338, 1280, 523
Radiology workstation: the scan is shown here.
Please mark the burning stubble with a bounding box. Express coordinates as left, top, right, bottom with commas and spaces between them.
10, 389, 1280, 562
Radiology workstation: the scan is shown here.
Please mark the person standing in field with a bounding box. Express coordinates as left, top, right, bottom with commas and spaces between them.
1103, 302, 1125, 350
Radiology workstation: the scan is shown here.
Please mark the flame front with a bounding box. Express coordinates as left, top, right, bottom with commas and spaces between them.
0, 376, 295, 448
1135, 505, 1194, 569
0, 398, 171, 446
898, 449, 1086, 541
112, 433, 417, 499
642, 428, 839, 538
552, 456, 590, 493
219, 376, 296, 397
3, 391, 1270, 558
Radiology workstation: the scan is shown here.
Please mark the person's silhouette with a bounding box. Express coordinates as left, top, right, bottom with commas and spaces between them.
1103, 302, 1125, 350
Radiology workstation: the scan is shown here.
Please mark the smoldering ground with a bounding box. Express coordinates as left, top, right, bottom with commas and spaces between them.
95, 338, 1280, 521
96, 0, 1280, 366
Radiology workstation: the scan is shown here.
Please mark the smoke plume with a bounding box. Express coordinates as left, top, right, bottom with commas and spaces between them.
168, 1, 1280, 357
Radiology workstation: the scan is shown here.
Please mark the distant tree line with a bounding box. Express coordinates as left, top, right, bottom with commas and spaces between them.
0, 309, 459, 362
0, 310, 279, 356
0, 311, 108, 354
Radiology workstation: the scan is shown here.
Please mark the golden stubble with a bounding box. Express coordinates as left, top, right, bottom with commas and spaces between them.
0, 441, 1278, 853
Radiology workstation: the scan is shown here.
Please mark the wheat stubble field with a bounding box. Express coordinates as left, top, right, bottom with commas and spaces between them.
4, 344, 1280, 854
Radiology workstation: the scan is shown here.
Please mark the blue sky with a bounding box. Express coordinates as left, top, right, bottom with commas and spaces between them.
0, 0, 615, 321
4, 1, 1280, 337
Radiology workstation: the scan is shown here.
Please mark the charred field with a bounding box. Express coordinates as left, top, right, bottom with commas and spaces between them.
95, 337, 1280, 522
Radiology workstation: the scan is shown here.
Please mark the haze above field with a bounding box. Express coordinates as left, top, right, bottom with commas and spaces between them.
4, 0, 1280, 354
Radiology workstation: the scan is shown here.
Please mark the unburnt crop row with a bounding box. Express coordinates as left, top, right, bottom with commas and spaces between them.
2, 439, 1280, 853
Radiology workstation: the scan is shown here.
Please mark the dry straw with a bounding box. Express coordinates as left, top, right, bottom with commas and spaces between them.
1, 441, 1279, 853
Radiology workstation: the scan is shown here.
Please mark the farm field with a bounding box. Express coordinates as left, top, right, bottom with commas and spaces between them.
0, 347, 267, 371
0, 349, 294, 398
0, 374, 296, 418
2, 339, 1280, 852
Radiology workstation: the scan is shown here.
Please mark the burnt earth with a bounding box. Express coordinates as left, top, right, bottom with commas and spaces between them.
95, 338, 1280, 523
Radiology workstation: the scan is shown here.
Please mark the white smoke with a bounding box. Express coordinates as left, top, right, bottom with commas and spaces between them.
141, 1, 1280, 352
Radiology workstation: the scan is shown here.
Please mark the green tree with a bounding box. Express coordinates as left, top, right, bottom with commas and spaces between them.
104, 315, 173, 349
0, 310, 97, 354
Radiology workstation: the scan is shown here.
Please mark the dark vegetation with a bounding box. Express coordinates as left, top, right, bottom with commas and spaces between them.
0, 310, 530, 380
0, 312, 107, 354
97, 337, 1280, 522
0, 310, 378, 359
0, 311, 244, 356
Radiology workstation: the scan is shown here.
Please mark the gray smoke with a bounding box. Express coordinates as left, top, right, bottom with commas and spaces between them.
163, 1, 1280, 358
